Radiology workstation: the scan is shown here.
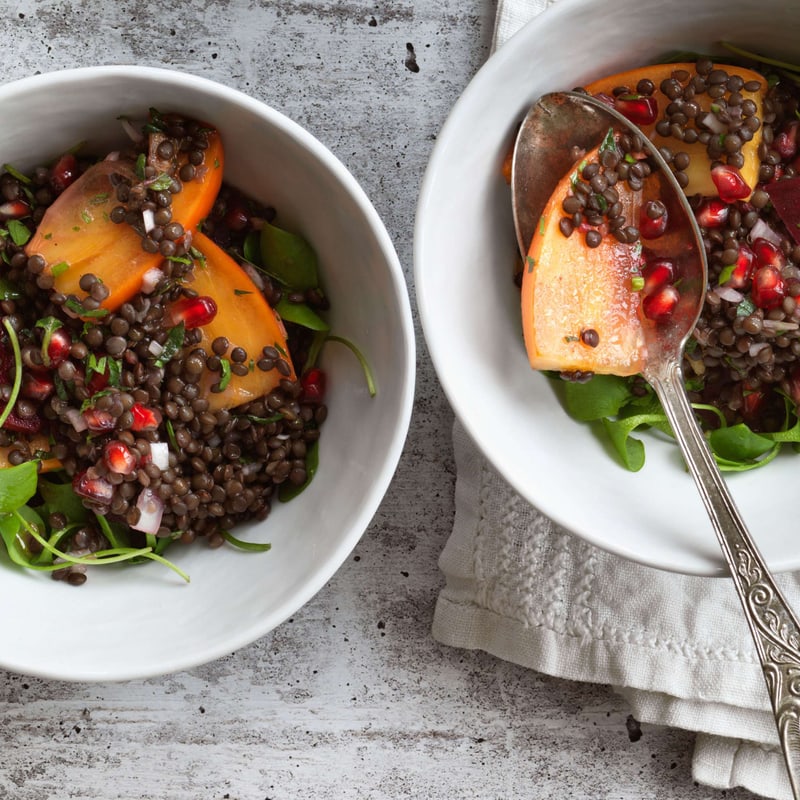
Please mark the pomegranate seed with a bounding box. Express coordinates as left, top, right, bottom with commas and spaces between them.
751, 265, 786, 309
695, 198, 729, 229
639, 201, 668, 239
0, 406, 42, 434
224, 202, 250, 232
642, 285, 679, 321
21, 373, 54, 402
50, 153, 79, 194
723, 243, 755, 289
711, 164, 750, 203
103, 441, 137, 475
45, 327, 72, 368
169, 295, 218, 329
642, 258, 674, 295
741, 388, 766, 421
751, 237, 786, 270
613, 95, 658, 126
130, 402, 162, 431
0, 199, 31, 219
82, 407, 116, 432
774, 121, 800, 161
72, 470, 113, 505
86, 364, 109, 396
300, 367, 326, 404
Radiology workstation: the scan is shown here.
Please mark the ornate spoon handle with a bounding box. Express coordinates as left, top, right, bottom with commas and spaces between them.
647, 358, 800, 798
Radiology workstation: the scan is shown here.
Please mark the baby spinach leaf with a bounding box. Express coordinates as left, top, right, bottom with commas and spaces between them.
561, 374, 638, 421
275, 298, 330, 332
260, 222, 319, 291
0, 461, 38, 515
708, 424, 776, 462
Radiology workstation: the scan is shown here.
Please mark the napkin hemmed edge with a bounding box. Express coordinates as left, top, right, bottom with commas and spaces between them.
432, 593, 777, 745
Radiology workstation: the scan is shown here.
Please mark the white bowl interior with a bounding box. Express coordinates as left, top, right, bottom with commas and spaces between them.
416, 0, 800, 576
0, 66, 414, 680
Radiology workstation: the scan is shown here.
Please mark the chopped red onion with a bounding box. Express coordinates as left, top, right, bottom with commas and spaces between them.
712, 285, 744, 303
120, 117, 144, 144
132, 488, 164, 534
142, 207, 155, 233
140, 267, 164, 294
749, 218, 783, 246
65, 408, 88, 432
700, 112, 727, 135
149, 442, 170, 471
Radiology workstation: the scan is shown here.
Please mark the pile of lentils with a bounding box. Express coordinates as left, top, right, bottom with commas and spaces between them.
0, 112, 327, 584
555, 58, 800, 431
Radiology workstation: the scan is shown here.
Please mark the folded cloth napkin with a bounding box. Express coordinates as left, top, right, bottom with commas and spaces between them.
431, 2, 800, 797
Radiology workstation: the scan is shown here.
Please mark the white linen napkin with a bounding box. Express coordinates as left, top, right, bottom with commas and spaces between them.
431, 2, 800, 797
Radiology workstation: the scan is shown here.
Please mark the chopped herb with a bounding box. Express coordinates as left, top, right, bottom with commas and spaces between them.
220, 529, 271, 552
218, 358, 232, 391
155, 322, 185, 368
2, 164, 31, 184
80, 209, 92, 224
147, 173, 173, 192
135, 153, 146, 180
107, 357, 122, 387
717, 264, 736, 285
165, 419, 178, 450
64, 297, 108, 318
6, 219, 31, 246
234, 288, 252, 296
35, 316, 63, 366
89, 192, 109, 206
527, 255, 536, 273
631, 276, 645, 291
736, 297, 756, 317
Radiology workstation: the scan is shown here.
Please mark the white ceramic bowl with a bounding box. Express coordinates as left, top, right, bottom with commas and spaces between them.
416, 0, 800, 576
0, 66, 414, 680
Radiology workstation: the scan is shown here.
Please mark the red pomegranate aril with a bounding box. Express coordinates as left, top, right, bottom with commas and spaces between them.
169, 295, 218, 329
103, 441, 137, 475
223, 202, 250, 232
130, 402, 162, 431
86, 365, 109, 397
642, 285, 679, 321
614, 95, 658, 126
72, 470, 113, 505
695, 198, 729, 229
0, 406, 42, 434
751, 265, 786, 309
300, 367, 326, 404
751, 237, 786, 270
710, 164, 750, 203
724, 243, 755, 289
45, 328, 72, 368
82, 407, 116, 432
0, 199, 31, 219
774, 121, 800, 161
642, 258, 674, 295
639, 202, 668, 239
21, 373, 54, 402
50, 153, 80, 194
741, 387, 766, 421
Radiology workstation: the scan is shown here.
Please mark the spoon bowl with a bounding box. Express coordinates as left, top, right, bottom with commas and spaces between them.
512, 90, 800, 797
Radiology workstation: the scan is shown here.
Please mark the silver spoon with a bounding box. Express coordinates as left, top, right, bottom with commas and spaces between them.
512, 91, 800, 796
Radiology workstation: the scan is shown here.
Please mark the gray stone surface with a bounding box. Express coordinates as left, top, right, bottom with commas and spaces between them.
0, 2, 758, 798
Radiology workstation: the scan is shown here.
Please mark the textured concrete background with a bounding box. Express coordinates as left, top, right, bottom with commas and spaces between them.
0, 2, 758, 798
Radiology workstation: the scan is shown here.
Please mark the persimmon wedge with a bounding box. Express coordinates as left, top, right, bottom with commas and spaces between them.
584, 63, 766, 199
184, 231, 295, 412
521, 145, 647, 376
25, 128, 224, 311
